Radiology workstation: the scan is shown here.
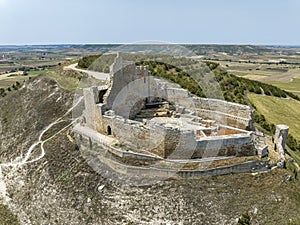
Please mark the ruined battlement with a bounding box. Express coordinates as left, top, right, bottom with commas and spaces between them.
136, 65, 150, 78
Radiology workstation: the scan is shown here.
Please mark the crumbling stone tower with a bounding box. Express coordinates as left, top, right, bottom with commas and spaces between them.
274, 124, 289, 164
274, 124, 289, 150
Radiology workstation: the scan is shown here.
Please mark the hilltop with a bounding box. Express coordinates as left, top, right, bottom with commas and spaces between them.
0, 58, 300, 224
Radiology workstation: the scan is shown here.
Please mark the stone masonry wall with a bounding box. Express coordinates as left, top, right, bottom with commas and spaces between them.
193, 98, 253, 119
105, 116, 167, 158
83, 87, 102, 130
196, 109, 252, 130
105, 59, 137, 110
81, 142, 269, 178
101, 113, 256, 159
168, 133, 255, 159
274, 124, 289, 162
194, 135, 256, 158
160, 86, 253, 130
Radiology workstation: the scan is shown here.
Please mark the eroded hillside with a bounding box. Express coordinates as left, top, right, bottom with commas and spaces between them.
0, 74, 300, 224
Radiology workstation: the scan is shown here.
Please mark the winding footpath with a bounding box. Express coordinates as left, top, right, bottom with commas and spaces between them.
0, 63, 108, 203
0, 96, 83, 202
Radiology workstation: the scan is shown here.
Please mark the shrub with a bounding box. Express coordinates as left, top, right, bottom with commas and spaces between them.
0, 88, 6, 97
287, 135, 300, 151
238, 211, 251, 225
78, 54, 102, 68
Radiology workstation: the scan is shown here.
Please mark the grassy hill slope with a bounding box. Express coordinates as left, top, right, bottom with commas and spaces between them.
248, 94, 300, 140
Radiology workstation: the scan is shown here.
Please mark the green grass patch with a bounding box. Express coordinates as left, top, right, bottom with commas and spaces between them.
269, 76, 300, 92
288, 148, 300, 167
45, 70, 81, 92
248, 94, 300, 140
56, 168, 74, 182
27, 70, 44, 76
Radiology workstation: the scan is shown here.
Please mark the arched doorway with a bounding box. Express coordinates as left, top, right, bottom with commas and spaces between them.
107, 126, 112, 136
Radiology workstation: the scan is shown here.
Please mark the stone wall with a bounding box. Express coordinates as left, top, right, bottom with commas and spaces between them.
105, 62, 137, 110
177, 160, 269, 178
167, 131, 197, 159
274, 124, 289, 163
98, 114, 256, 159
192, 97, 253, 130
83, 87, 102, 131
165, 87, 191, 106
159, 87, 253, 125
108, 77, 164, 119
164, 127, 181, 158
194, 135, 256, 158
193, 97, 253, 119
168, 132, 255, 159
274, 125, 289, 150
153, 84, 253, 130
80, 141, 269, 178
196, 109, 252, 130
104, 116, 168, 158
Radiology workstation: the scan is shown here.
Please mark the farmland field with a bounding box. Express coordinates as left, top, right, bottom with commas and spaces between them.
269, 76, 300, 97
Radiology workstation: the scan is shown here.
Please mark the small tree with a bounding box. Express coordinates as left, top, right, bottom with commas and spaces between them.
0, 88, 6, 97
238, 211, 251, 225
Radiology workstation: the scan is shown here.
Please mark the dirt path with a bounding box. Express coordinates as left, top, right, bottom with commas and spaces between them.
285, 90, 300, 93
0, 71, 23, 81
0, 96, 83, 202
64, 63, 110, 81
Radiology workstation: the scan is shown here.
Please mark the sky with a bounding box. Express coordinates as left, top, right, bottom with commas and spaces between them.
0, 0, 300, 45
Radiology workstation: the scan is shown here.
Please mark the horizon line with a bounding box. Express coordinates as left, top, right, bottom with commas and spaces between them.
0, 42, 300, 47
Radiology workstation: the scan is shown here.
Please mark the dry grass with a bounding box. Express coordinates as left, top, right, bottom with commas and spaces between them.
208, 156, 259, 169
0, 203, 19, 225
265, 136, 281, 164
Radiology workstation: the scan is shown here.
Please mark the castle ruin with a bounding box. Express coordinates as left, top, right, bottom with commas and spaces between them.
73, 53, 275, 179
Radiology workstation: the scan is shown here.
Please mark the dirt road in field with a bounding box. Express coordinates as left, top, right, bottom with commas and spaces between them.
0, 71, 23, 81
64, 63, 110, 81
